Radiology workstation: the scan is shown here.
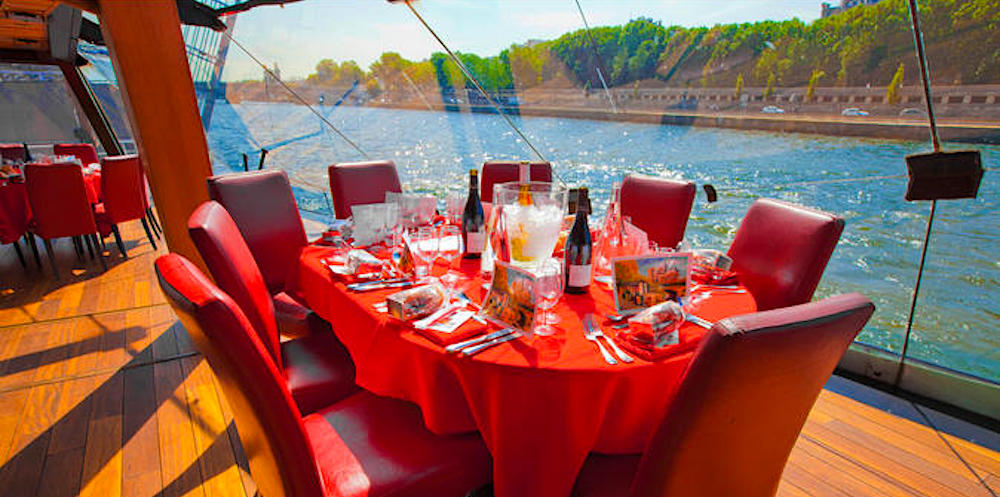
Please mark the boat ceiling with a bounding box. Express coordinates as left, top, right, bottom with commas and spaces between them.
0, 0, 303, 64
0, 0, 58, 53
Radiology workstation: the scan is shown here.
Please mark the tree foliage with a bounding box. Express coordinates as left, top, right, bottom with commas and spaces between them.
298, 0, 1000, 93
887, 62, 905, 104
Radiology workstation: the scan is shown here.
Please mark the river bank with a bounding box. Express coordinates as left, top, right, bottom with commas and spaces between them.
370, 101, 1000, 144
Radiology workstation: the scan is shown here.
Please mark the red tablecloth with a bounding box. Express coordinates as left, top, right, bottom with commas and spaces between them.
83, 171, 101, 204
294, 246, 756, 497
0, 182, 30, 244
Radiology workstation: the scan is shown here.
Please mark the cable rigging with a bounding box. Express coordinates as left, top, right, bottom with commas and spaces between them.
400, 0, 566, 186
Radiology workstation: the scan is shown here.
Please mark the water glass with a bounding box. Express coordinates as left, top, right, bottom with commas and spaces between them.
437, 225, 464, 299
445, 194, 465, 225
408, 226, 438, 280
533, 258, 564, 336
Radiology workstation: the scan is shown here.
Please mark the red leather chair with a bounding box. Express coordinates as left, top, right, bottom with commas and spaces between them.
96, 154, 158, 256
0, 143, 26, 162
24, 163, 106, 278
207, 170, 312, 336
53, 143, 99, 166
154, 253, 492, 497
728, 198, 845, 311
620, 173, 696, 249
0, 182, 33, 268
188, 201, 357, 414
480, 160, 552, 203
328, 160, 402, 219
572, 293, 874, 497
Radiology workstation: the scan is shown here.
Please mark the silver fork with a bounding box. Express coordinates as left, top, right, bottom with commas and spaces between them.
582, 315, 617, 365
585, 314, 633, 363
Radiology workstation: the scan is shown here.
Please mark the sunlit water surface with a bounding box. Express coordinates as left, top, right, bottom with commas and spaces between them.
206, 102, 1000, 381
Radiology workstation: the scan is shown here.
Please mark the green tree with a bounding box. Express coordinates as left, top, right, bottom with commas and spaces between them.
763, 72, 776, 100
806, 69, 825, 101
886, 62, 904, 104
734, 73, 744, 100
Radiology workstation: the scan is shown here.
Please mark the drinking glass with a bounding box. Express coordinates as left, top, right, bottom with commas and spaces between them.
533, 258, 564, 336
408, 226, 438, 281
445, 194, 465, 225
437, 225, 463, 300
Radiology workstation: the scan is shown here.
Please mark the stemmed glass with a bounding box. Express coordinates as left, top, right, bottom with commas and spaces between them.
408, 226, 438, 281
533, 258, 564, 337
437, 225, 463, 301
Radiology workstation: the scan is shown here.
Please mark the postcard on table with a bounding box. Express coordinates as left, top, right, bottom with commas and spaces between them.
480, 261, 536, 335
611, 253, 690, 313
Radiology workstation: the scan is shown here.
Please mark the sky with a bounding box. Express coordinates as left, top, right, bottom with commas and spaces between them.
221, 0, 821, 82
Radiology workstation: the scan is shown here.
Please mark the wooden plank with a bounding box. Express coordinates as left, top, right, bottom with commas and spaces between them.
821, 391, 1000, 475
803, 418, 993, 497
122, 363, 162, 497
154, 358, 205, 497
211, 370, 257, 497
79, 415, 123, 497
36, 446, 85, 497
815, 391, 998, 484
792, 436, 912, 497
48, 375, 98, 454
181, 355, 246, 496
0, 388, 28, 465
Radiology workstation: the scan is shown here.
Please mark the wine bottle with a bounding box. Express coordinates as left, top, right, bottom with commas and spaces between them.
564, 187, 592, 294
462, 169, 485, 259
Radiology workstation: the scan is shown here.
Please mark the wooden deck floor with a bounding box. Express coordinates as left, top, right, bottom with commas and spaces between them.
0, 221, 997, 497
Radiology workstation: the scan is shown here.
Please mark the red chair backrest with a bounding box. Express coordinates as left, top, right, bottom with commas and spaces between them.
187, 201, 283, 369
207, 170, 307, 294
620, 174, 696, 249
24, 163, 97, 239
100, 154, 147, 223
328, 160, 402, 219
53, 143, 99, 165
0, 183, 31, 244
727, 198, 844, 311
154, 254, 324, 497
0, 143, 26, 162
629, 293, 874, 497
480, 161, 552, 203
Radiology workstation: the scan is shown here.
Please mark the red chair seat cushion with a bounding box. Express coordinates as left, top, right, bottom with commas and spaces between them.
274, 290, 314, 338
572, 454, 640, 497
303, 391, 492, 497
282, 330, 359, 415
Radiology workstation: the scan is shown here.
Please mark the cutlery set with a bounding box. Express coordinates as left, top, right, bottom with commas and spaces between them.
355, 278, 714, 363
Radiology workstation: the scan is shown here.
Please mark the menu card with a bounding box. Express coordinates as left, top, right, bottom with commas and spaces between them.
480, 261, 536, 335
611, 253, 690, 313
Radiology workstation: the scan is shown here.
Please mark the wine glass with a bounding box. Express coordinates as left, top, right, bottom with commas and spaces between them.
437, 225, 464, 301
409, 226, 438, 281
533, 258, 564, 337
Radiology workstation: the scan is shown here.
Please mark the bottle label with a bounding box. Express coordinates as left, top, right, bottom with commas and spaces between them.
568, 264, 592, 287
466, 232, 485, 253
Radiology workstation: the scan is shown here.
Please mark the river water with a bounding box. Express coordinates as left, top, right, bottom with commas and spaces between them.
206, 102, 1000, 381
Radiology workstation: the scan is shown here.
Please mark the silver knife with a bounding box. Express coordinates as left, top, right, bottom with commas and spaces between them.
683, 312, 715, 329
445, 328, 514, 353
348, 280, 414, 292
461, 332, 520, 356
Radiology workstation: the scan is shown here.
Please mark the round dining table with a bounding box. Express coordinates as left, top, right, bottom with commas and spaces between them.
294, 244, 757, 497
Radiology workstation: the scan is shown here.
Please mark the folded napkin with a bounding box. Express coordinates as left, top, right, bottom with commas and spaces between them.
612, 326, 702, 361
410, 317, 491, 346
690, 267, 740, 286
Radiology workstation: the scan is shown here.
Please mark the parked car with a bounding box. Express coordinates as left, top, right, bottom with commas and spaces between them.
899, 107, 927, 117
762, 105, 785, 114
842, 108, 870, 117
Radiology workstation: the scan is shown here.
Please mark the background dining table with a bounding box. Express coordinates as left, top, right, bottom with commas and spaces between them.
293, 244, 757, 497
